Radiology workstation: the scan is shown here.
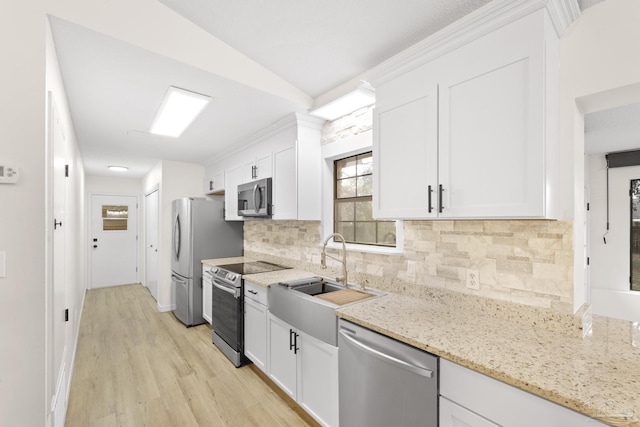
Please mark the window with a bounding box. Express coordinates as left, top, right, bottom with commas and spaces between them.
631, 179, 640, 291
102, 205, 128, 231
334, 152, 396, 247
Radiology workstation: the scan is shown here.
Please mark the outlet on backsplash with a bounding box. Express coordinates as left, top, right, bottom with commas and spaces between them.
466, 269, 480, 290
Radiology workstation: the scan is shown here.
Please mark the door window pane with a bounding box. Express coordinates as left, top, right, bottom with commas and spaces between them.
102, 205, 128, 231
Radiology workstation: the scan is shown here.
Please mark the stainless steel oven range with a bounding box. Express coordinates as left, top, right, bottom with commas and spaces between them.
208, 261, 290, 367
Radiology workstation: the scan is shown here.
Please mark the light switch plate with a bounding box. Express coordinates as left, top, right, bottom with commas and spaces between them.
0, 251, 5, 278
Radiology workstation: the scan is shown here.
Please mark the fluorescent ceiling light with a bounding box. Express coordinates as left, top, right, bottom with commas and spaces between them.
149, 86, 211, 137
309, 86, 376, 121
108, 165, 128, 172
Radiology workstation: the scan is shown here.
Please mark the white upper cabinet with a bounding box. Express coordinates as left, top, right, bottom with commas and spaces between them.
206, 114, 323, 221
373, 70, 438, 219
372, 7, 560, 220
204, 170, 225, 195
243, 151, 273, 183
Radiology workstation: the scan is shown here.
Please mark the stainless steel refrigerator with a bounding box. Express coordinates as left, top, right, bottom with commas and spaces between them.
171, 197, 243, 326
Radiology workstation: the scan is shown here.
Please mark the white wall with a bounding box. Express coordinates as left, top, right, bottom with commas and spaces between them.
143, 160, 204, 312
0, 3, 47, 426
45, 17, 87, 427
560, 0, 640, 312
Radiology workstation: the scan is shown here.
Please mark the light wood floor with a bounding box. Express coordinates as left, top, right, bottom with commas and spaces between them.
65, 284, 318, 427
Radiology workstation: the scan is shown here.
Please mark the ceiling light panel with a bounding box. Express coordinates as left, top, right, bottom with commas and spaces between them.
149, 86, 211, 137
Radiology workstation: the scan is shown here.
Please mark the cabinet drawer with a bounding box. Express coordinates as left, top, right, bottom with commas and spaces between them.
244, 280, 267, 305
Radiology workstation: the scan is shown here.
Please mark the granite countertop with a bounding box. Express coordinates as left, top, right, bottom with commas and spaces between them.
336, 293, 640, 426
201, 256, 249, 267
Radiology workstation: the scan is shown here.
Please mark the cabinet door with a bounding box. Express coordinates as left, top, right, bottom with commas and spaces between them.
242, 159, 256, 183
373, 70, 438, 219
256, 153, 272, 179
244, 298, 267, 373
224, 165, 242, 221
297, 331, 339, 427
440, 397, 499, 427
272, 145, 297, 220
267, 313, 297, 399
437, 16, 544, 218
202, 276, 212, 324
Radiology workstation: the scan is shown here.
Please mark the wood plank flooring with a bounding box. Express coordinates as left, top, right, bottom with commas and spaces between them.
65, 284, 318, 427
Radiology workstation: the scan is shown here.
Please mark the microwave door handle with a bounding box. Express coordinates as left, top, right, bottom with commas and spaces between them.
253, 183, 260, 213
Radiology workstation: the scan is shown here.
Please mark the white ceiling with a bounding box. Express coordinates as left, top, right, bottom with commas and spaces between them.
50, 0, 605, 178
585, 103, 640, 155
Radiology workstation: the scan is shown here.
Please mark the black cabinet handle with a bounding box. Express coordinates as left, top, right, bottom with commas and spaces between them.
294, 333, 299, 354
289, 329, 295, 351
428, 185, 433, 213
439, 185, 444, 213
209, 180, 214, 191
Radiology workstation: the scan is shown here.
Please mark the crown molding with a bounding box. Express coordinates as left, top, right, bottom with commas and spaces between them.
370, 0, 580, 87
204, 113, 323, 166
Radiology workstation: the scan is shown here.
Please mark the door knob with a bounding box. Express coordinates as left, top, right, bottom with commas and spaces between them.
93, 245, 98, 249
54, 219, 62, 230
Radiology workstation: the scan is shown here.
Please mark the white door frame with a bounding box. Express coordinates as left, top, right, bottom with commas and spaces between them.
88, 193, 139, 289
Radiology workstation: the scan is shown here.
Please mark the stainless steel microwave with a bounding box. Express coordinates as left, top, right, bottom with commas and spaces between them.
238, 178, 272, 217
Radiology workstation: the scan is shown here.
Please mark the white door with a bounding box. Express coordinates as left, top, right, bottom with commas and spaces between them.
90, 194, 138, 288
49, 94, 68, 416
144, 189, 159, 300
267, 312, 297, 399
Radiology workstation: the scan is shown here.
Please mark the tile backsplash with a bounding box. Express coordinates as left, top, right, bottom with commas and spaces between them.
244, 219, 574, 313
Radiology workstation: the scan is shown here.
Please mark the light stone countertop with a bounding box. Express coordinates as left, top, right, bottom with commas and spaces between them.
336, 293, 640, 426
201, 256, 249, 267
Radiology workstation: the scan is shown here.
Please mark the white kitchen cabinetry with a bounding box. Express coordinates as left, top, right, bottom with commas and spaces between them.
373, 9, 557, 219
242, 152, 272, 183
215, 114, 322, 221
201, 265, 212, 324
267, 312, 338, 427
224, 165, 242, 221
205, 171, 225, 195
243, 281, 268, 373
440, 359, 608, 427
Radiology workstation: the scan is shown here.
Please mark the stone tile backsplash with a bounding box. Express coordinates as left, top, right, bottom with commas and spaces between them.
244, 219, 574, 313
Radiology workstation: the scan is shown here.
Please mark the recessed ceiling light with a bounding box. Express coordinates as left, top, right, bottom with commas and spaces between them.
108, 165, 128, 172
309, 85, 375, 121
149, 86, 211, 137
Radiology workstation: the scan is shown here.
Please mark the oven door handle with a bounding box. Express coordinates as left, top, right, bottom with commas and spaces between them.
212, 279, 240, 298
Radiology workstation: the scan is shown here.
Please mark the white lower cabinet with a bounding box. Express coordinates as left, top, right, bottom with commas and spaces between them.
440, 397, 499, 427
243, 281, 268, 373
267, 312, 339, 427
201, 265, 212, 325
440, 359, 608, 427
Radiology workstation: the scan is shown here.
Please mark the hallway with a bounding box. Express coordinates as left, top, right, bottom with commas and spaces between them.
65, 284, 316, 426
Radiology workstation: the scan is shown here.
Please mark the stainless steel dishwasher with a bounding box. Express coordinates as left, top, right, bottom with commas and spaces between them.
338, 319, 438, 427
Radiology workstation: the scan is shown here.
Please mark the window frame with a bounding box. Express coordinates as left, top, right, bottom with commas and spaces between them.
321, 130, 403, 255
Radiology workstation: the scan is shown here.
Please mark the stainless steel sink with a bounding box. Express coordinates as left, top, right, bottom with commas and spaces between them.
288, 279, 344, 296
268, 277, 383, 346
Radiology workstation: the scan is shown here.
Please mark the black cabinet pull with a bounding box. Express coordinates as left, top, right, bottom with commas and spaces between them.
428, 185, 433, 213
294, 333, 299, 354
289, 329, 295, 351
439, 185, 444, 213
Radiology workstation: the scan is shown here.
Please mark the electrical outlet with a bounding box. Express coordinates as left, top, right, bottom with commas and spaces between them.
466, 269, 480, 290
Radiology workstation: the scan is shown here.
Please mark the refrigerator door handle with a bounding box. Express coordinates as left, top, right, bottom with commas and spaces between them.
173, 212, 181, 261
172, 274, 188, 284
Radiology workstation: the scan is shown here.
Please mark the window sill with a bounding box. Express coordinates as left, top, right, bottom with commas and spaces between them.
321, 240, 403, 255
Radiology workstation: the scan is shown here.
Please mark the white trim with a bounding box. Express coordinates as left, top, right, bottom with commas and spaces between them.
157, 301, 175, 312
369, 0, 579, 87
321, 129, 404, 255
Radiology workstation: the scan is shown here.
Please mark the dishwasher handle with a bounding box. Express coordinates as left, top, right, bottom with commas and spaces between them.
339, 329, 433, 379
